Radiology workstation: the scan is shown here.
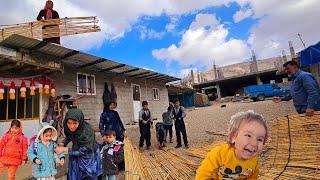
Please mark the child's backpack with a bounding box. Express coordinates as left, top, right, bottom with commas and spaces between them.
155, 122, 165, 143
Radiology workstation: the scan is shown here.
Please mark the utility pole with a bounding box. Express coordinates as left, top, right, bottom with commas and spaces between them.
298, 33, 306, 48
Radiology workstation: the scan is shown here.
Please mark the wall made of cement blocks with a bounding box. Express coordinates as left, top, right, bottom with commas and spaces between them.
49, 66, 169, 127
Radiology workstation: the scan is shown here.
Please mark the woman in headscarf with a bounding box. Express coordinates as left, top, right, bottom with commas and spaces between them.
37, 0, 60, 44
99, 101, 127, 142
56, 108, 102, 180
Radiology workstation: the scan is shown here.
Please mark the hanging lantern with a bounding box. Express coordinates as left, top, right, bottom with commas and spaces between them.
44, 79, 50, 94
30, 79, 36, 96
9, 81, 16, 100
0, 81, 4, 100
50, 82, 56, 98
20, 81, 27, 98
38, 78, 44, 94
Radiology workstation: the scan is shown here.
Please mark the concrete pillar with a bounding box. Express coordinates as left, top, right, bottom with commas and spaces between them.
282, 50, 287, 62
213, 64, 218, 80
251, 50, 258, 72
289, 41, 296, 59
190, 70, 194, 84
256, 76, 263, 85
216, 83, 222, 100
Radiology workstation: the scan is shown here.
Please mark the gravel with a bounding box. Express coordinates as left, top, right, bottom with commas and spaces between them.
126, 99, 296, 149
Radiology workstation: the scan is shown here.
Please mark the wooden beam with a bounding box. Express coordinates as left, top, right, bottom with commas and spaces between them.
99, 64, 126, 72
145, 74, 163, 79
61, 50, 79, 59
0, 62, 16, 71
136, 73, 158, 79
117, 68, 140, 75
129, 72, 150, 77
30, 41, 48, 50
78, 58, 105, 69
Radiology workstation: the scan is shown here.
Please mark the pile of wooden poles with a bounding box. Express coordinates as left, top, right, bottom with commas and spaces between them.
0, 16, 100, 41
124, 138, 198, 179
259, 113, 320, 179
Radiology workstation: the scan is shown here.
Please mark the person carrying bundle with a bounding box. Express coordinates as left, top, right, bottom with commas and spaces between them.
37, 0, 60, 44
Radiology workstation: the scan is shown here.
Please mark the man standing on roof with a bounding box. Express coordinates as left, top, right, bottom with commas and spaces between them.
37, 0, 60, 44
273, 60, 320, 116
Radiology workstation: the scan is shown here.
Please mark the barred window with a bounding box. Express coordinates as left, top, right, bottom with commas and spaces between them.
77, 73, 96, 95
153, 88, 160, 101
0, 86, 40, 121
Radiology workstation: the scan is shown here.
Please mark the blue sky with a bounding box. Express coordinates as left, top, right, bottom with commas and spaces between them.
86, 2, 256, 76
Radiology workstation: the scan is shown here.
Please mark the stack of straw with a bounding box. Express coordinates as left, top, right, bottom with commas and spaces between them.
0, 16, 100, 40
260, 113, 320, 179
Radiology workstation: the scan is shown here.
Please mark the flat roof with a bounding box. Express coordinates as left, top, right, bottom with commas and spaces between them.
0, 34, 180, 83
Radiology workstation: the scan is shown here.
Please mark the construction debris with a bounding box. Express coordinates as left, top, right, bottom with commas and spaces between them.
0, 16, 100, 41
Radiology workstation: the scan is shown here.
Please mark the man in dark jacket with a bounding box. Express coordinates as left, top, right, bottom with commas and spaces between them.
101, 130, 124, 180
139, 101, 153, 149
172, 99, 189, 148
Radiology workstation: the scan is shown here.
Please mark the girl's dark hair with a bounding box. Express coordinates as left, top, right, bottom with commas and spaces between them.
43, 128, 53, 134
167, 106, 172, 111
142, 101, 148, 106
11, 120, 21, 128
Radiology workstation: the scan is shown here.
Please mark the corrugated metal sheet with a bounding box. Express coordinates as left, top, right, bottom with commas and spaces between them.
0, 34, 180, 83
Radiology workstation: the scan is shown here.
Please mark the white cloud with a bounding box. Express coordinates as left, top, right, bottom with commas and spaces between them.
233, 8, 253, 23
0, 0, 232, 51
165, 16, 180, 33
244, 0, 320, 59
152, 13, 250, 67
138, 26, 165, 40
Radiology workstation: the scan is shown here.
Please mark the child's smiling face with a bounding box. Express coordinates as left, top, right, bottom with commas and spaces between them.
232, 121, 266, 160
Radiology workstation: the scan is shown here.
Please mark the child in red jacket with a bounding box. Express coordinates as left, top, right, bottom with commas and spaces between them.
0, 120, 28, 180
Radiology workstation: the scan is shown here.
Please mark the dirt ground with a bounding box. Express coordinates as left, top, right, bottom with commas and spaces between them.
127, 99, 296, 149
1, 100, 296, 180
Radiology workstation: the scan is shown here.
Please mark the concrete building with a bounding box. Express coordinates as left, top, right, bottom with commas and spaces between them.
0, 35, 179, 138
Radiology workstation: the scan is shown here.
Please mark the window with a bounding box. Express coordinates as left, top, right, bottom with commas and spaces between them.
77, 73, 96, 95
132, 84, 141, 101
153, 88, 160, 100
0, 86, 40, 121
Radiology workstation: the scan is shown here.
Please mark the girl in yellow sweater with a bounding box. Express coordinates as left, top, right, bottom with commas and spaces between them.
196, 110, 269, 180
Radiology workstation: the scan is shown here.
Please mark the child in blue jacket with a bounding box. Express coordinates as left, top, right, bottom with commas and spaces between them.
27, 123, 65, 179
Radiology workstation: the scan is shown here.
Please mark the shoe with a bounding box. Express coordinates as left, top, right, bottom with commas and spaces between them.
169, 139, 173, 143
185, 144, 189, 149
175, 144, 182, 148
139, 147, 143, 151
146, 146, 151, 150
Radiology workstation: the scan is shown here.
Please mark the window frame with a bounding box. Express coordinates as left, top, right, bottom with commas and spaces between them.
152, 88, 160, 101
0, 86, 40, 122
77, 72, 96, 95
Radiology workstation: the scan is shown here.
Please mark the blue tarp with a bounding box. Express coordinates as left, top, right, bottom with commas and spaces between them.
300, 42, 320, 66
169, 92, 195, 108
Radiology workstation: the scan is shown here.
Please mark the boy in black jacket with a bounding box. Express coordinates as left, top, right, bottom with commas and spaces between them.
101, 130, 124, 180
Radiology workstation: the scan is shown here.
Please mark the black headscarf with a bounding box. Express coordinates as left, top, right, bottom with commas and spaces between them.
64, 109, 95, 151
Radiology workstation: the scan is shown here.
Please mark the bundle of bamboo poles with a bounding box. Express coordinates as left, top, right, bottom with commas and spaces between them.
259, 113, 320, 179
0, 16, 100, 40
124, 138, 144, 180
124, 138, 199, 179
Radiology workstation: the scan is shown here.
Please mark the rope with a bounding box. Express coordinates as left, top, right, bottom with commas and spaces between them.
274, 115, 291, 180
